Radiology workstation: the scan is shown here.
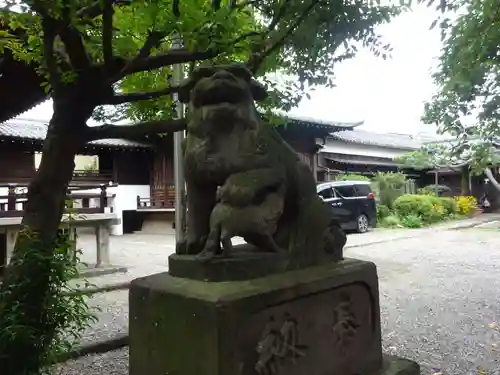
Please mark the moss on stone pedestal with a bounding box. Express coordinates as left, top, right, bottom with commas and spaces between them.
168, 243, 341, 281
130, 259, 386, 375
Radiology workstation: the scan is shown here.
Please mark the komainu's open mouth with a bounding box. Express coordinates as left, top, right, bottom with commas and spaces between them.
197, 79, 247, 107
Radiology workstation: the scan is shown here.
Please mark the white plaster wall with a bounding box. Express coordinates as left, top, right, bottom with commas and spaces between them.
76, 185, 150, 235
0, 186, 28, 210
321, 139, 410, 159
34, 153, 98, 170
111, 185, 150, 235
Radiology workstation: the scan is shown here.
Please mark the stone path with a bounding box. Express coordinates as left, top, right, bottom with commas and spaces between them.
56, 215, 500, 375
77, 214, 497, 284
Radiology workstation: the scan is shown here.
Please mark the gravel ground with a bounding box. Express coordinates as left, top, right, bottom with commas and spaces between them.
53, 348, 129, 375
79, 290, 129, 346
364, 229, 500, 375
58, 224, 500, 375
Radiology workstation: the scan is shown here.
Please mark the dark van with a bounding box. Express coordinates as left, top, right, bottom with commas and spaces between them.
317, 180, 377, 233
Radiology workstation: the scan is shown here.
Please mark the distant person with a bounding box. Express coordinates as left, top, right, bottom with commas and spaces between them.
480, 192, 491, 213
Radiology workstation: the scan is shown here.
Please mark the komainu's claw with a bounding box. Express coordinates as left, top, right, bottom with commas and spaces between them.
196, 237, 222, 261
195, 248, 215, 262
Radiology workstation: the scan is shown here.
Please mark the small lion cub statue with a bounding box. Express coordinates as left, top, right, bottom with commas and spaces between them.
199, 180, 286, 259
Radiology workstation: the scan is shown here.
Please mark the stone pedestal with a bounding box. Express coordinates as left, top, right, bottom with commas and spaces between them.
129, 258, 419, 375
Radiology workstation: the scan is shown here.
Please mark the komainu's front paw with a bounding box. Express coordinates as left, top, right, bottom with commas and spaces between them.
196, 236, 222, 261
195, 248, 216, 261
185, 235, 207, 255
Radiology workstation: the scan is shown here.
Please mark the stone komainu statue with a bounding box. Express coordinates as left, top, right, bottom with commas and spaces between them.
176, 63, 345, 267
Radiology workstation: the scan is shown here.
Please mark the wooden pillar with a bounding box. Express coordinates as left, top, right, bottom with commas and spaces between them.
7, 186, 15, 211
95, 224, 110, 267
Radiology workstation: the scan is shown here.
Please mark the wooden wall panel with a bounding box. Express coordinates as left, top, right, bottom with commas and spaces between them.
113, 151, 153, 185
0, 147, 34, 182
151, 150, 174, 204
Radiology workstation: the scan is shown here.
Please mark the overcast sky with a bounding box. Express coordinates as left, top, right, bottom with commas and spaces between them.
17, 4, 442, 135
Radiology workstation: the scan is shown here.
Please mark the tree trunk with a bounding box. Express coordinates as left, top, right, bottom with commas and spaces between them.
0, 91, 95, 375
460, 165, 470, 195
485, 168, 500, 193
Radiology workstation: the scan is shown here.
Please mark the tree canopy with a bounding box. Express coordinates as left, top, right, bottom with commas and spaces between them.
0, 0, 402, 128
396, 142, 473, 170
115, 0, 402, 123
0, 3, 407, 374
422, 0, 500, 171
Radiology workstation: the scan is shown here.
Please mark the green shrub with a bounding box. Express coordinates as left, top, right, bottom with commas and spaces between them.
0, 227, 97, 374
424, 195, 447, 223
376, 204, 390, 221
455, 195, 478, 216
426, 204, 445, 223
437, 197, 457, 215
393, 194, 449, 225
372, 172, 407, 208
426, 195, 440, 205
335, 173, 371, 181
381, 214, 401, 228
401, 214, 423, 228
417, 184, 452, 197
393, 194, 433, 218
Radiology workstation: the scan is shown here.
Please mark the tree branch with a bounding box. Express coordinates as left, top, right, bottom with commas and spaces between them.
247, 0, 321, 73
118, 31, 261, 78
173, 0, 180, 17
56, 21, 92, 70
485, 168, 500, 193
267, 0, 291, 33
120, 48, 217, 77
76, 0, 131, 19
102, 0, 114, 69
41, 17, 60, 89
86, 119, 187, 142
111, 30, 166, 82
103, 85, 180, 105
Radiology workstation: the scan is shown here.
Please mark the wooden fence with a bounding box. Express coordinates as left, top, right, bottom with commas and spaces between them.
0, 184, 113, 218
137, 185, 176, 209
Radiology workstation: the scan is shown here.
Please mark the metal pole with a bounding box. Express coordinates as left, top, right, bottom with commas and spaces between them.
468, 167, 472, 193
171, 34, 186, 243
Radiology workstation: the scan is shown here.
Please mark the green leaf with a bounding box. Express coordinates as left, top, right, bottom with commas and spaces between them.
423, 0, 500, 172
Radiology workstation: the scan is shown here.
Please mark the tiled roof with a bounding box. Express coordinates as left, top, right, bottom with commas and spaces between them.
1, 114, 361, 149
282, 113, 363, 130
0, 54, 47, 123
0, 120, 149, 148
329, 129, 438, 150
324, 153, 400, 167
3, 118, 441, 153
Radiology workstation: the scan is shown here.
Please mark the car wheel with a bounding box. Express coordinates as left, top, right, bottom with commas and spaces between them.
356, 214, 369, 233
